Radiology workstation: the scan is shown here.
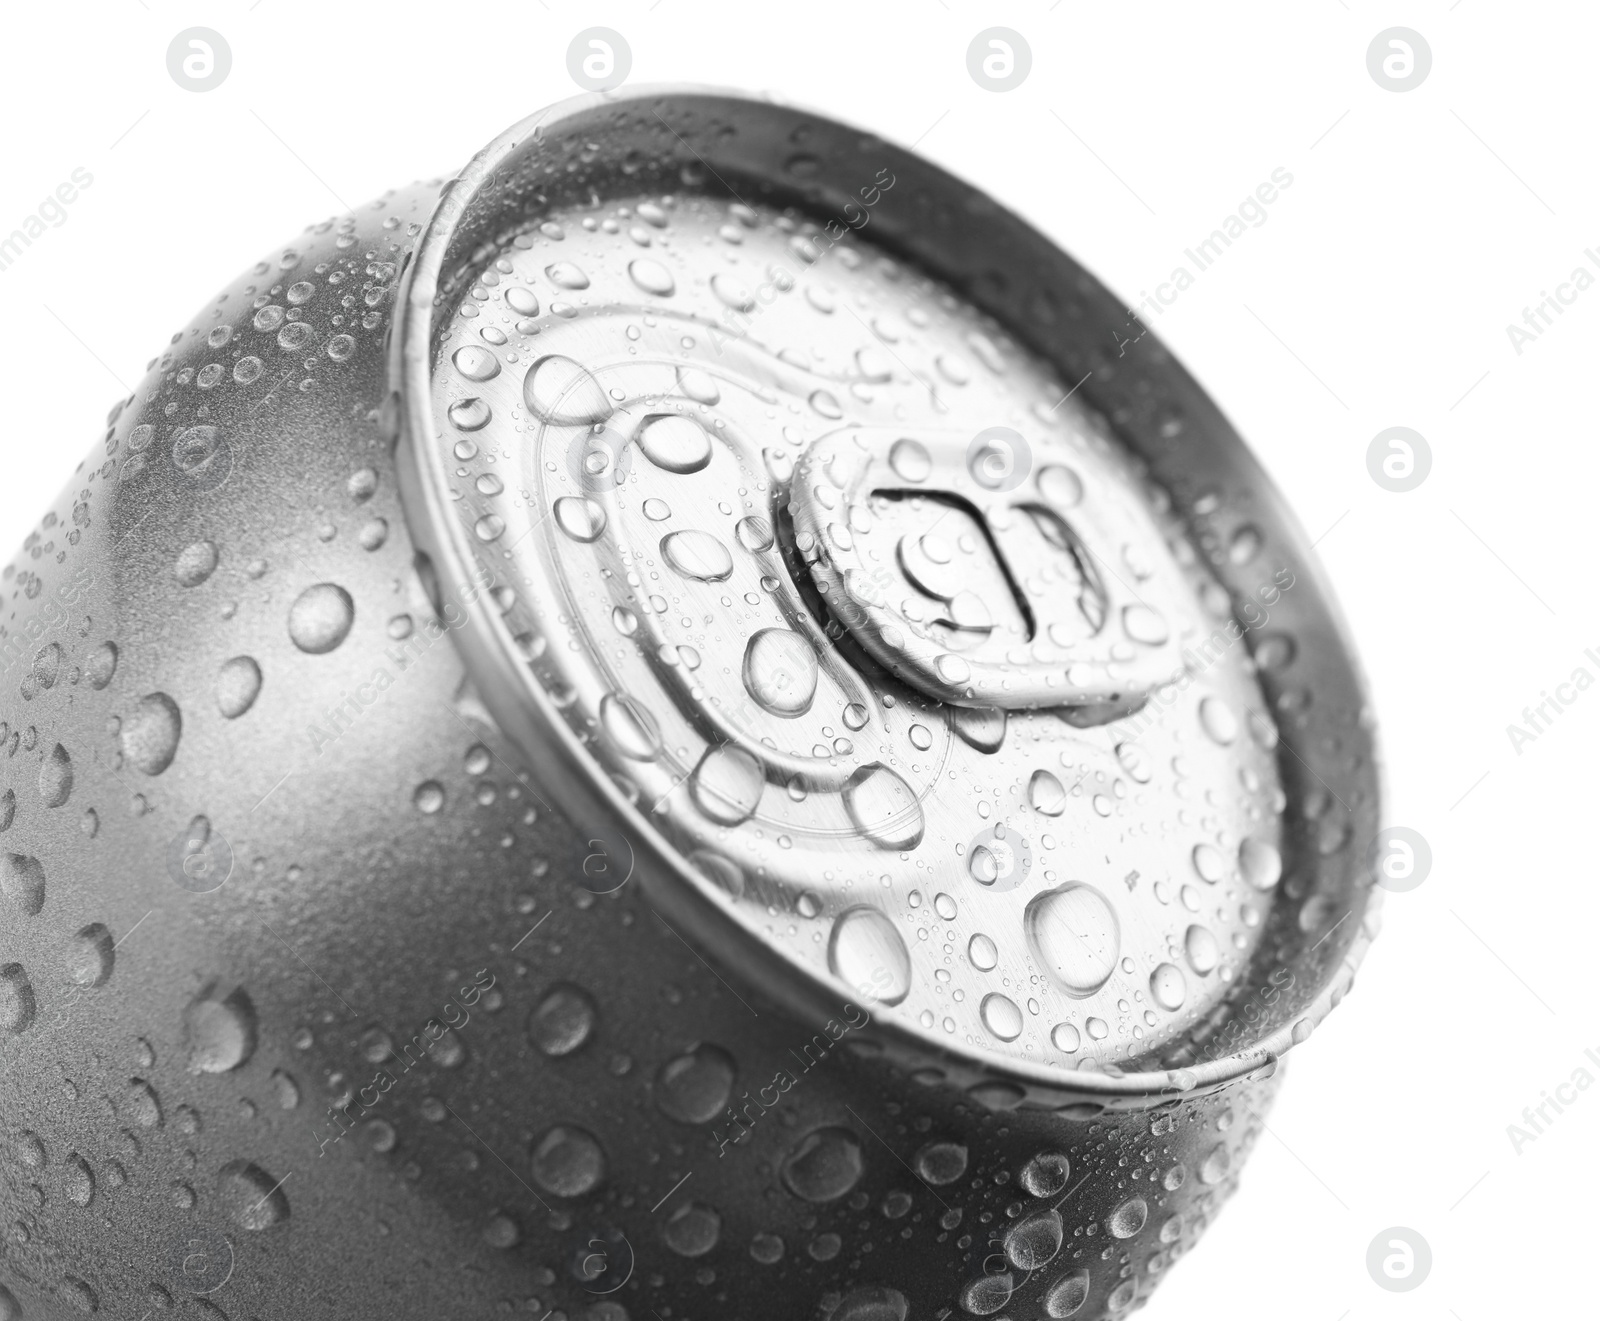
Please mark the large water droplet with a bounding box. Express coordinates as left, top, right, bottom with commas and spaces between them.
66, 923, 114, 988
288, 584, 355, 655
1005, 1208, 1063, 1269
1028, 769, 1066, 817
529, 983, 597, 1057
174, 540, 219, 588
1020, 1150, 1071, 1196
1025, 884, 1119, 997
452, 344, 501, 381
121, 692, 183, 774
662, 530, 734, 582
185, 984, 258, 1073
1122, 604, 1169, 645
524, 355, 613, 424
448, 396, 492, 431
1184, 924, 1219, 974
600, 693, 662, 760
0, 854, 44, 916
843, 765, 924, 850
1109, 1196, 1148, 1238
981, 992, 1023, 1041
961, 1271, 1014, 1316
217, 1160, 289, 1229
655, 1043, 737, 1123
637, 414, 712, 474
553, 495, 607, 542
529, 1124, 607, 1196
1239, 836, 1282, 890
827, 906, 911, 1005
1044, 1268, 1091, 1317
952, 704, 1007, 753
1149, 963, 1187, 1011
663, 1201, 721, 1257
691, 746, 764, 825
781, 1127, 863, 1202
889, 438, 931, 483
742, 629, 819, 717
628, 258, 676, 297
1199, 696, 1239, 745
545, 261, 590, 290
0, 964, 36, 1034
217, 656, 263, 718
39, 743, 72, 808
968, 933, 998, 971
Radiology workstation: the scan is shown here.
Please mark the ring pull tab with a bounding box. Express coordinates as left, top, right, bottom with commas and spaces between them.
786, 426, 1194, 711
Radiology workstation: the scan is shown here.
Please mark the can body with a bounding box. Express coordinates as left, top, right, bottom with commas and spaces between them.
0, 90, 1375, 1321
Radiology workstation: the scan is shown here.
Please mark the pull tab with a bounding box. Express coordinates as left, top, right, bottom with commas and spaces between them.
786, 427, 1193, 711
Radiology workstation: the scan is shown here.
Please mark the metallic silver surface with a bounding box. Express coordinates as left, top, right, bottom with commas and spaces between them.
0, 87, 1380, 1321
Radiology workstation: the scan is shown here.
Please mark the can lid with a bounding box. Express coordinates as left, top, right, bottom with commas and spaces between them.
393, 88, 1382, 1097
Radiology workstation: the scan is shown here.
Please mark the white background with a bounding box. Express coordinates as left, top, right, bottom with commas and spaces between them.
1, 3, 1591, 1316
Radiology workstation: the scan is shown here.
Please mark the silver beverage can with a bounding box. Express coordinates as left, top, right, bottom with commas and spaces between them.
0, 88, 1380, 1321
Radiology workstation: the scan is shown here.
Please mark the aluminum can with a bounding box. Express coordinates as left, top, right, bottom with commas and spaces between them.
0, 87, 1380, 1321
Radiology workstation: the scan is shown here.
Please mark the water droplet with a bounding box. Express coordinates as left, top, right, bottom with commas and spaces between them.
545, 261, 590, 290
654, 1199, 721, 1259
1115, 741, 1152, 783
127, 1077, 163, 1127
1005, 1208, 1063, 1269
889, 438, 931, 483
655, 1043, 737, 1123
782, 1127, 864, 1202
524, 356, 613, 424
1044, 1268, 1091, 1317
1025, 884, 1119, 997
825, 759, 923, 851
981, 992, 1024, 1041
448, 396, 492, 431
1122, 604, 1169, 645
414, 781, 445, 814
662, 530, 734, 582
1037, 465, 1084, 509
742, 629, 818, 717
174, 540, 219, 588
185, 984, 258, 1073
637, 414, 712, 473
1239, 837, 1282, 890
217, 1160, 289, 1229
529, 983, 597, 1056
600, 693, 662, 760
833, 1286, 909, 1321
1191, 844, 1225, 884
1184, 925, 1219, 974
1199, 696, 1238, 745
452, 344, 500, 381
961, 1271, 1014, 1316
66, 923, 114, 987
214, 655, 263, 719
968, 933, 998, 971
678, 366, 721, 404
288, 584, 355, 654
628, 257, 676, 296
0, 964, 36, 1034
1021, 1150, 1071, 1196
121, 692, 183, 774
86, 641, 118, 689
809, 388, 844, 419
952, 705, 1007, 753
691, 745, 764, 825
1029, 769, 1066, 816
827, 906, 911, 1005
554, 495, 607, 542
1149, 963, 1186, 1011
1199, 1143, 1230, 1185
39, 743, 72, 808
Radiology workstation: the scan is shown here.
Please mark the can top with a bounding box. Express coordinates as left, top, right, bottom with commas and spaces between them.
394, 88, 1381, 1098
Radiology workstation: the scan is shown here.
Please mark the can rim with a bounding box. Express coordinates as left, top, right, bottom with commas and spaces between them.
391, 83, 1383, 1102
